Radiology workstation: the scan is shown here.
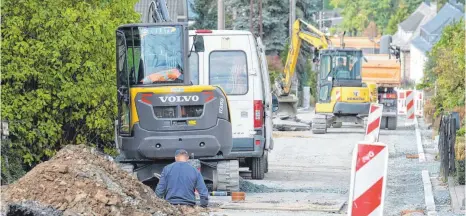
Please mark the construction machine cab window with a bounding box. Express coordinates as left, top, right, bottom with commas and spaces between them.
120, 26, 185, 85
320, 51, 362, 81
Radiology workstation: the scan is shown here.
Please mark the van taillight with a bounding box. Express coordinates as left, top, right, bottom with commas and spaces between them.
254, 100, 263, 129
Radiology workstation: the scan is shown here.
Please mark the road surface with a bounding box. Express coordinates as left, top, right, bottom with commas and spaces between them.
209, 111, 451, 216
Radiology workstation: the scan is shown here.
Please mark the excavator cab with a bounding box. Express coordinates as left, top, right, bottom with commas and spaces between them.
312, 48, 371, 134
318, 49, 363, 88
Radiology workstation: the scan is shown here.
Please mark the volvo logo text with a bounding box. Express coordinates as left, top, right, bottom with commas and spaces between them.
159, 95, 200, 103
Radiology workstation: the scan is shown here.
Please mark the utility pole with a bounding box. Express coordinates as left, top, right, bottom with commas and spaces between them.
217, 0, 225, 30
289, 0, 295, 37
250, 0, 255, 34
319, 11, 322, 31
258, 0, 263, 38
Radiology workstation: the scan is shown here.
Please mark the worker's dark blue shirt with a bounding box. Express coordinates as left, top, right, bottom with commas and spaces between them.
155, 161, 209, 207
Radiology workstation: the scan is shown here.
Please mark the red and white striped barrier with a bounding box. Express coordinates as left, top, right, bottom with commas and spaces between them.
348, 142, 389, 216
415, 91, 424, 117
397, 90, 406, 115
406, 90, 415, 120
365, 104, 383, 142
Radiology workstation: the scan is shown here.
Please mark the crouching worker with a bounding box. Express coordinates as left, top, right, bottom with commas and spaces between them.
155, 149, 209, 208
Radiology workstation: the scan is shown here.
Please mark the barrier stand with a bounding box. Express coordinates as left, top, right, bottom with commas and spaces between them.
365, 103, 383, 142
397, 90, 406, 115
415, 91, 424, 117
348, 142, 389, 216
405, 90, 415, 125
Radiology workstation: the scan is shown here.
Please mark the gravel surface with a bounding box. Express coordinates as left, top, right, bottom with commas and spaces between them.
380, 116, 444, 216
418, 118, 437, 149
240, 179, 347, 194
213, 114, 456, 215
417, 118, 463, 216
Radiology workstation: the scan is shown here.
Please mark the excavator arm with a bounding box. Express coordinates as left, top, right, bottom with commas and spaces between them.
274, 19, 329, 118
278, 19, 329, 96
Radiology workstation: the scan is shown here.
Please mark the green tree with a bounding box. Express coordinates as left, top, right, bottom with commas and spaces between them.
437, 0, 465, 11
229, 0, 289, 55
191, 0, 217, 29
386, 2, 409, 34
419, 20, 465, 114
386, 0, 423, 34
330, 0, 398, 35
296, 0, 323, 23
1, 0, 140, 175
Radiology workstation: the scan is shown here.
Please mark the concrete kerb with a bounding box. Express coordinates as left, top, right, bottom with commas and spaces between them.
422, 170, 437, 215
415, 117, 426, 162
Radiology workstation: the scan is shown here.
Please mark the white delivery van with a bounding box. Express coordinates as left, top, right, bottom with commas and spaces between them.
188, 30, 278, 179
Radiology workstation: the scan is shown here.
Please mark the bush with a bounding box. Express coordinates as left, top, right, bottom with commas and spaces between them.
1, 0, 140, 170
423, 100, 436, 124
456, 159, 465, 185
266, 55, 284, 86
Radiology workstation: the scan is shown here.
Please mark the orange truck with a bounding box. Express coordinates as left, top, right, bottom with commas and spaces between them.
362, 54, 401, 130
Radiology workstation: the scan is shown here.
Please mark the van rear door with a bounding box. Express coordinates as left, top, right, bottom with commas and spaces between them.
203, 34, 255, 144
256, 37, 273, 150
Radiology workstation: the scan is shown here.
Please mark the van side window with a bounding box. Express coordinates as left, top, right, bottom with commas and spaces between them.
189, 53, 199, 84
209, 51, 248, 95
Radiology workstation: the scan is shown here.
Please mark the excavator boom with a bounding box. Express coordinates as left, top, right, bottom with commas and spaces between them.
275, 19, 329, 118
279, 19, 329, 96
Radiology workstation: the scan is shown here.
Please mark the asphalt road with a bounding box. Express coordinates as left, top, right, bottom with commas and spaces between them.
209, 112, 441, 216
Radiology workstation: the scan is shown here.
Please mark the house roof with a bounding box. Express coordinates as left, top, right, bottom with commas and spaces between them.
411, 36, 433, 53
399, 12, 424, 32
391, 2, 437, 51
411, 1, 464, 53
421, 2, 464, 35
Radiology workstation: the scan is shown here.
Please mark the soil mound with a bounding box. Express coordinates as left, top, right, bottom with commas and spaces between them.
1, 145, 206, 216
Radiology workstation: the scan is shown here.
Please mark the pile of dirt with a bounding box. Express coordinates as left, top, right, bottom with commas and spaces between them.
1, 145, 207, 216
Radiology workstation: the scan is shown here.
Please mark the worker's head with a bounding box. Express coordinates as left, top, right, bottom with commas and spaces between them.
175, 149, 189, 162
337, 57, 344, 66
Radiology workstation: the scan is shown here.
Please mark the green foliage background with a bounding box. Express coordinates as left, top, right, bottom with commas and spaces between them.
191, 0, 219, 29
419, 20, 465, 115
330, 0, 423, 35
1, 0, 140, 183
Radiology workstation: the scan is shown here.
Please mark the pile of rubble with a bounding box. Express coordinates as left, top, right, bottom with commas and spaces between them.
273, 116, 311, 131
1, 145, 207, 216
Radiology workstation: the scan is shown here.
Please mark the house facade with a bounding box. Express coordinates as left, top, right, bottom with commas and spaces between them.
391, 2, 437, 84
409, 1, 464, 84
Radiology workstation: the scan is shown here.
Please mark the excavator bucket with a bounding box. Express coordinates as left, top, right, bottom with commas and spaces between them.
276, 95, 299, 119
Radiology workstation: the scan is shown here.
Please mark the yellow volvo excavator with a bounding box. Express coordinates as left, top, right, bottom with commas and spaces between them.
114, 0, 240, 192
275, 19, 371, 134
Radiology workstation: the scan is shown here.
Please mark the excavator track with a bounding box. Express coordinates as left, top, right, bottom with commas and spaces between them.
311, 114, 328, 134
214, 160, 240, 192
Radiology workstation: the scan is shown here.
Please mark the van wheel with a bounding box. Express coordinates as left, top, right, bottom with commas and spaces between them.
251, 156, 265, 180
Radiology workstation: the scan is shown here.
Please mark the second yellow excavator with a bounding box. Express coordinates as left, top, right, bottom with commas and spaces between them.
275, 19, 372, 134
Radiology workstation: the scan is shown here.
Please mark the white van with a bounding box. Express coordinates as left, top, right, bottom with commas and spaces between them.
188, 30, 277, 179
